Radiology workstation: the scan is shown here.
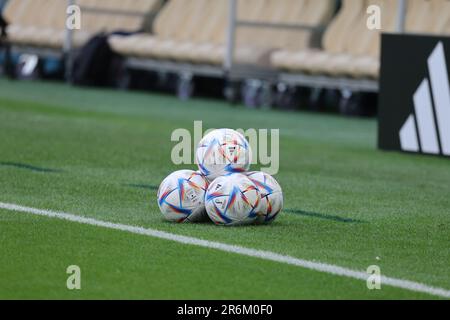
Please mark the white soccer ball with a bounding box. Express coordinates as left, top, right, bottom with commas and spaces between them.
157, 170, 209, 223
246, 171, 283, 223
205, 173, 261, 226
196, 129, 251, 181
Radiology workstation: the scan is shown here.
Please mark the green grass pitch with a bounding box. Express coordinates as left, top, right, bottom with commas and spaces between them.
0, 78, 448, 299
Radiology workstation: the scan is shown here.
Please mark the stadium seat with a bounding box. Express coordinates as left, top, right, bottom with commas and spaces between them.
109, 0, 259, 62
271, 0, 374, 77
168, 0, 230, 62
430, 0, 450, 34
4, 0, 161, 50
134, 0, 215, 59
271, 0, 450, 79
349, 0, 450, 77
7, 0, 67, 48
109, 0, 335, 67
191, 0, 335, 66
189, 0, 269, 65
325, 0, 399, 78
271, 0, 363, 72
109, 0, 193, 57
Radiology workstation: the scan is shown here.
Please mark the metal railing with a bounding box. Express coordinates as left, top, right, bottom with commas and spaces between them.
64, 0, 75, 80
396, 0, 407, 33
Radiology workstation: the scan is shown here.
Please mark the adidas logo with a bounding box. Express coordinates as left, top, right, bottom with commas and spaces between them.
399, 42, 450, 156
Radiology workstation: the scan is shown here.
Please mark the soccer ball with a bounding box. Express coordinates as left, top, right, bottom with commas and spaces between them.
157, 170, 209, 223
246, 171, 283, 223
196, 129, 251, 181
205, 173, 261, 226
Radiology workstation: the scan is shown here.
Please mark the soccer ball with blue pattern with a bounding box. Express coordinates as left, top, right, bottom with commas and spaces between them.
196, 129, 251, 182
157, 170, 209, 223
246, 171, 283, 224
205, 173, 261, 226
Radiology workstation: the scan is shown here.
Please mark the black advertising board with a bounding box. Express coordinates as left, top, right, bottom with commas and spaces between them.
378, 34, 450, 157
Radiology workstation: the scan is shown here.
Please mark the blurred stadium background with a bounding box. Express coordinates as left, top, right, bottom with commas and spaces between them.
1, 0, 448, 116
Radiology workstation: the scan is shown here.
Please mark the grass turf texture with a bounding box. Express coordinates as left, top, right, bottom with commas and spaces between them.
0, 78, 449, 299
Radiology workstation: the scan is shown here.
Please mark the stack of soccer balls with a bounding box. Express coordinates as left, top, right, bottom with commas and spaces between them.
157, 129, 283, 226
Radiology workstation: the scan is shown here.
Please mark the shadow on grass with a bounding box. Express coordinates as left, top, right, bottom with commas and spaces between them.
152, 208, 364, 227
0, 161, 63, 173
124, 183, 159, 191
284, 209, 365, 223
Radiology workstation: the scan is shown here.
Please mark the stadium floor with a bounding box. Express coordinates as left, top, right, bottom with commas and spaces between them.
0, 78, 448, 299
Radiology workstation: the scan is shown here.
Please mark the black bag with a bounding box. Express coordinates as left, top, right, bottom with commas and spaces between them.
71, 33, 115, 86
0, 13, 14, 78
0, 14, 7, 38
71, 31, 137, 86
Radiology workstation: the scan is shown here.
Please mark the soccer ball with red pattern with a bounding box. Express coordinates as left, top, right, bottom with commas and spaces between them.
205, 173, 261, 226
196, 129, 251, 182
246, 171, 283, 224
157, 170, 209, 223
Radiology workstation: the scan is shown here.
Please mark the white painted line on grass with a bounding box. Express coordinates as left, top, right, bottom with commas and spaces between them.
1, 201, 449, 299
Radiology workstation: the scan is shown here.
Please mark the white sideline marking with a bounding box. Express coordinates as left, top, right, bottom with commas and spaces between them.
1, 202, 449, 299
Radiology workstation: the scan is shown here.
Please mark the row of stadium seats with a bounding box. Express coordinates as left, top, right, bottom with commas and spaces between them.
2, 0, 450, 82
272, 0, 450, 79
109, 0, 450, 79
3, 0, 161, 49
109, 0, 335, 66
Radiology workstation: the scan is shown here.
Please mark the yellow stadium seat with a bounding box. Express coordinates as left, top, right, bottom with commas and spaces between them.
5, 0, 161, 49
272, 0, 450, 79
271, 0, 364, 72
109, 0, 335, 67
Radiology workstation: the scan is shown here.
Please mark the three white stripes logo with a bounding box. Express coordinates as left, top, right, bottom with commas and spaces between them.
399, 42, 450, 156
